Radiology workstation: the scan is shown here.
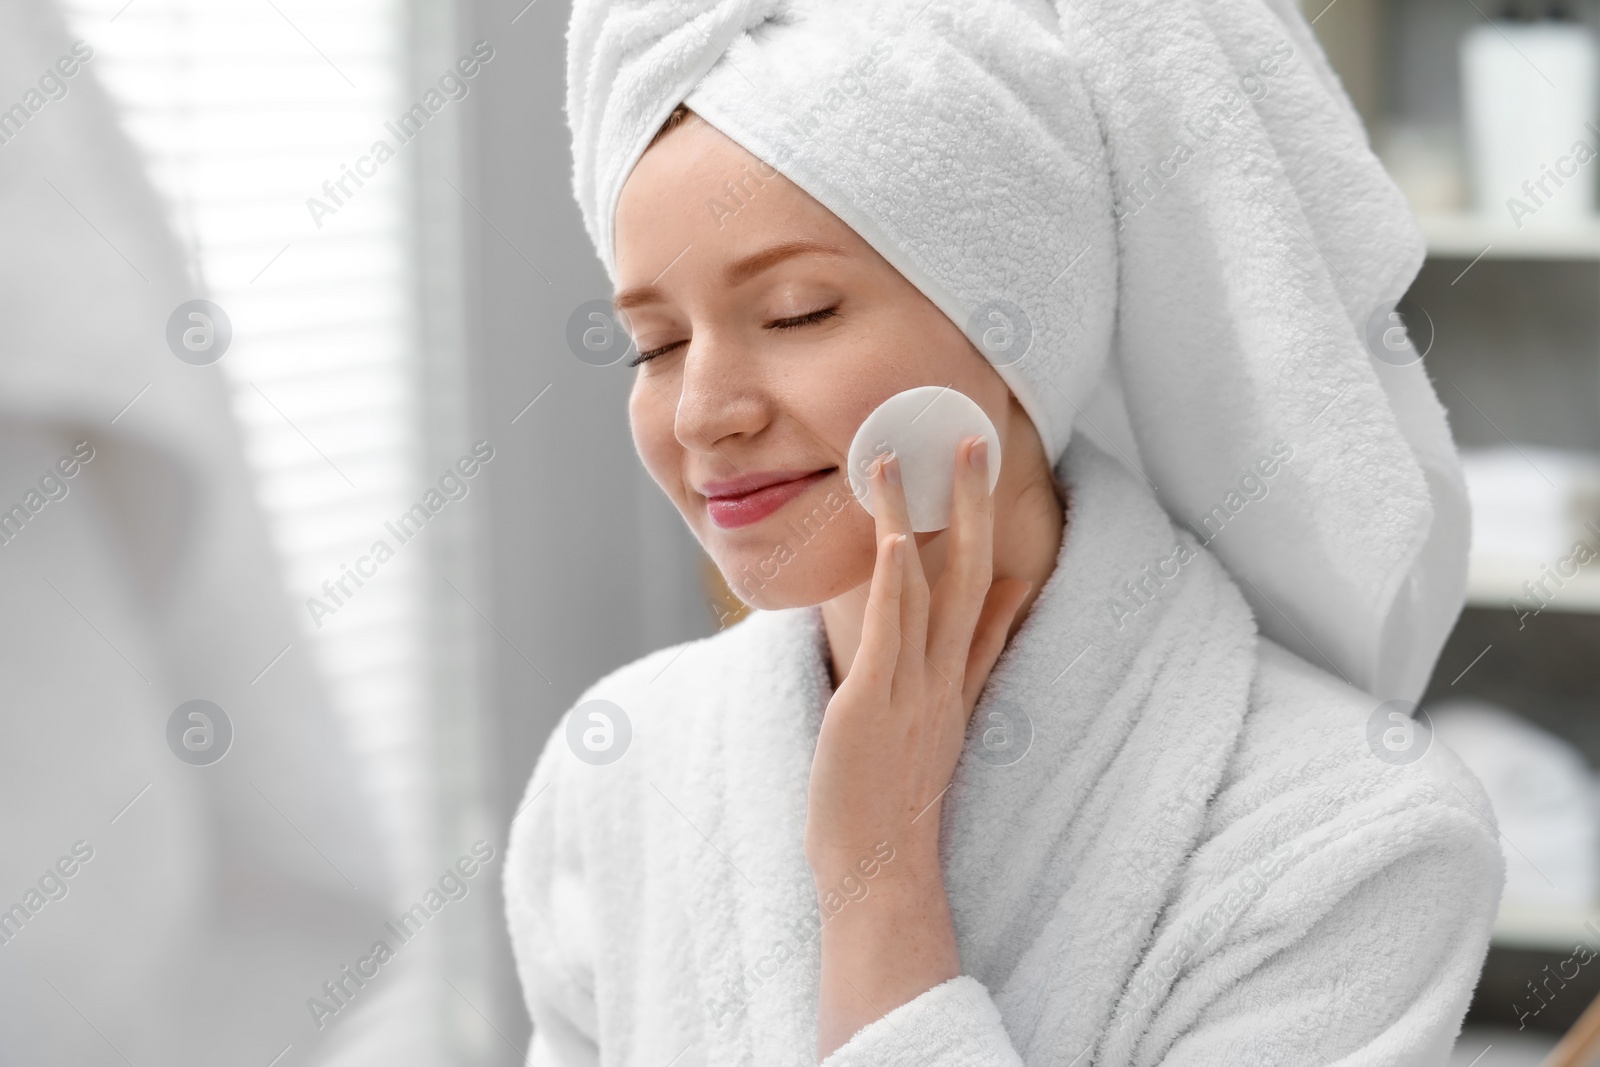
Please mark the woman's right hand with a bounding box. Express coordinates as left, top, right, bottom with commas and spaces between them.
803, 435, 1031, 880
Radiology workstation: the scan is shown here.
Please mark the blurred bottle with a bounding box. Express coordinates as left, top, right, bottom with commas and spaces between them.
1461, 2, 1599, 226
1379, 122, 1468, 215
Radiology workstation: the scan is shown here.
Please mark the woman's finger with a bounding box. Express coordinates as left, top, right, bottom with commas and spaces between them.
851, 530, 907, 697
872, 452, 931, 674
928, 435, 996, 680
960, 577, 1031, 711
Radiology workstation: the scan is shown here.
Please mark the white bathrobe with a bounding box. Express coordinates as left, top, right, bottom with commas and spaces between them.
503, 439, 1504, 1066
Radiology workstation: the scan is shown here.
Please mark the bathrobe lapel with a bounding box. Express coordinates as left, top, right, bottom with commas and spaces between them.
671, 592, 832, 1062
937, 442, 1259, 1062
671, 438, 1259, 1065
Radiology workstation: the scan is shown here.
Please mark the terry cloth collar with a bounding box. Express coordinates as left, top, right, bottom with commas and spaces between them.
664, 435, 1258, 1060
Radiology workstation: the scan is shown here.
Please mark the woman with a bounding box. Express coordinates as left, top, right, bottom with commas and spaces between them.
505, 1, 1505, 1063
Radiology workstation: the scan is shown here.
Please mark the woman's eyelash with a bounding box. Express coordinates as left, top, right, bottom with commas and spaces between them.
768, 305, 839, 331
627, 305, 840, 368
629, 339, 683, 366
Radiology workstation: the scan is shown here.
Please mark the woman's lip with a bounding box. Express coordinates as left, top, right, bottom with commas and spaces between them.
699, 468, 829, 497
705, 468, 835, 529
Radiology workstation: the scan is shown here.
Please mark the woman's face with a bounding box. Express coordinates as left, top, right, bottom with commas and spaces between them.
614, 115, 1040, 610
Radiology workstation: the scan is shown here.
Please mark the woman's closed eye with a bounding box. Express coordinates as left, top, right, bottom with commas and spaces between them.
628, 304, 841, 367
769, 304, 839, 332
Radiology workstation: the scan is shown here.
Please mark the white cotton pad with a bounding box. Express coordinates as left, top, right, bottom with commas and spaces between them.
846, 386, 1002, 533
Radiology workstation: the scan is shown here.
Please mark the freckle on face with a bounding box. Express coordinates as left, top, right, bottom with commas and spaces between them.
615, 116, 1013, 611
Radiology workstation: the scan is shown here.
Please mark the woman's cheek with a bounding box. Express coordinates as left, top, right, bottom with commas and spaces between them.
628, 386, 686, 510
779, 499, 879, 597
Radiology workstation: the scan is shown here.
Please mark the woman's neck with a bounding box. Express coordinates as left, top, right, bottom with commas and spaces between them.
819, 462, 1066, 692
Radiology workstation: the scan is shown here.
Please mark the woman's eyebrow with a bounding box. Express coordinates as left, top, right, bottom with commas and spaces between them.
612, 238, 848, 311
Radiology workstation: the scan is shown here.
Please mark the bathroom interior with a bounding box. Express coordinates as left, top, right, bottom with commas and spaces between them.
1312, 1, 1600, 1062
8, 0, 1600, 1062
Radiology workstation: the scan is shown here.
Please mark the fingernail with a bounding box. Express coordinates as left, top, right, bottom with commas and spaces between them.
892, 533, 906, 562
884, 452, 901, 487
969, 437, 988, 472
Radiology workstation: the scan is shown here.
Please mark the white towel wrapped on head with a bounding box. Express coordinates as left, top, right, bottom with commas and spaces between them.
566, 0, 1469, 706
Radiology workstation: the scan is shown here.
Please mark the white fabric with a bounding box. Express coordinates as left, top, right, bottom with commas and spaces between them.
564, 0, 1470, 704
504, 439, 1504, 1066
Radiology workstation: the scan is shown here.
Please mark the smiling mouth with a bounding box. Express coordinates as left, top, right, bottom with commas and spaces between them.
704, 468, 836, 529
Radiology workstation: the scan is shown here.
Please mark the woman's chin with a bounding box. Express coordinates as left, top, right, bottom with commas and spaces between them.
731, 586, 815, 611
711, 548, 868, 612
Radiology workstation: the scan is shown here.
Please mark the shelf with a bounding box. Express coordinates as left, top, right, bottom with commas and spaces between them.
1493, 899, 1600, 951
1419, 212, 1600, 260
1466, 556, 1600, 615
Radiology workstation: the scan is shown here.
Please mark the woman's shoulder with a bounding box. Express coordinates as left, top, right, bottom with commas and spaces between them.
1199, 636, 1505, 890
561, 604, 800, 726
502, 608, 796, 957
1207, 639, 1494, 831
1116, 650, 1506, 1063
508, 606, 805, 823
1220, 639, 1489, 817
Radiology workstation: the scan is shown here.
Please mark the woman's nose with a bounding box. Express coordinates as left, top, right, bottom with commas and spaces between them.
672, 331, 769, 452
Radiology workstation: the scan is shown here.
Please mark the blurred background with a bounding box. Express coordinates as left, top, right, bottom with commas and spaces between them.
1314, 1, 1600, 1062
0, 0, 1597, 1063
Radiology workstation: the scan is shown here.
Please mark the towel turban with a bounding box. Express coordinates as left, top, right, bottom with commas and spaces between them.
565, 0, 1470, 706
